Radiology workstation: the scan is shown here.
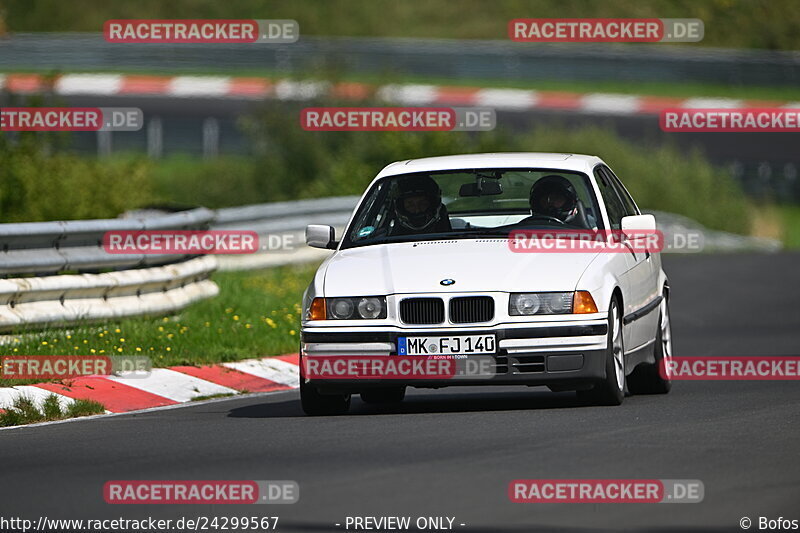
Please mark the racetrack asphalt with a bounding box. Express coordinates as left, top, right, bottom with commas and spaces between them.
1, 252, 798, 532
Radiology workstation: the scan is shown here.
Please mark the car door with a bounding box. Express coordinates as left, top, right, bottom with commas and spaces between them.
593, 166, 638, 352
602, 165, 660, 350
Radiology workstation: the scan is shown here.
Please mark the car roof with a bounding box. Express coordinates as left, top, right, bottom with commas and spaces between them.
375, 152, 605, 179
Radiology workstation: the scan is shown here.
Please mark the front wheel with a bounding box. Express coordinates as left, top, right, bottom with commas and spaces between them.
300, 379, 351, 416
578, 298, 625, 406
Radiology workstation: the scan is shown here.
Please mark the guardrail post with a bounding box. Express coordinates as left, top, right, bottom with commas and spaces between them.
147, 117, 163, 159
202, 117, 219, 159
97, 130, 112, 157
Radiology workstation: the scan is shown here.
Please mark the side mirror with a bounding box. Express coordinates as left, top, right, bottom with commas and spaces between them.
306, 224, 338, 250
621, 214, 656, 239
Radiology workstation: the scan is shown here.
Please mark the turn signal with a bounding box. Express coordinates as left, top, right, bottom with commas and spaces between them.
573, 291, 598, 314
308, 297, 327, 320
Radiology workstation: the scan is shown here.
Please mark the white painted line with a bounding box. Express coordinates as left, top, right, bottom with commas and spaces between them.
0, 74, 6, 90
475, 89, 538, 110
223, 358, 299, 387
377, 84, 438, 105
55, 74, 123, 95
581, 93, 641, 114
105, 368, 237, 402
168, 76, 231, 97
783, 102, 800, 108
681, 97, 744, 109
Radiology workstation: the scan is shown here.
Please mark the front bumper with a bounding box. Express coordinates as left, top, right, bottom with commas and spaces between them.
300, 320, 609, 390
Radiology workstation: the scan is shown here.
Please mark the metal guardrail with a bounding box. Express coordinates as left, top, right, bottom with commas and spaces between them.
0, 256, 219, 333
1, 33, 799, 87
211, 196, 358, 271
0, 195, 780, 335
0, 198, 358, 333
0, 207, 217, 333
0, 207, 215, 276
212, 196, 358, 233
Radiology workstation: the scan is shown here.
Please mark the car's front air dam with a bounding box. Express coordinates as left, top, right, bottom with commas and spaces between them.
303, 348, 608, 394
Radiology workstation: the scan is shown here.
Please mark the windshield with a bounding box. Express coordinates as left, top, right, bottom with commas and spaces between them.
341, 168, 603, 249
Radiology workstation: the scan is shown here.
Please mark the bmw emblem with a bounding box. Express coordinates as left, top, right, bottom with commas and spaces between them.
440, 279, 456, 286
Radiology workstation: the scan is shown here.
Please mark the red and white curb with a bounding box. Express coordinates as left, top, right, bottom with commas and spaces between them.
1, 72, 796, 116
0, 354, 299, 416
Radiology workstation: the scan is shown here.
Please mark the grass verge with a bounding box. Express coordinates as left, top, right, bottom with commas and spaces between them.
776, 205, 800, 249
2, 263, 318, 386
6, 0, 800, 50
0, 394, 105, 427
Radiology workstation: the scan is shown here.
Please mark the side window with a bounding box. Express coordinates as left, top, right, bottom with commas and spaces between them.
603, 166, 639, 216
594, 167, 627, 230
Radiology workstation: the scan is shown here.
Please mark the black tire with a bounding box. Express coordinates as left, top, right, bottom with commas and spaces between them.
300, 379, 351, 416
360, 387, 406, 404
627, 295, 673, 394
578, 298, 625, 406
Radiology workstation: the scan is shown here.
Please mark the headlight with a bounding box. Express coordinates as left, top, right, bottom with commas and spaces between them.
329, 298, 355, 319
325, 296, 387, 320
357, 297, 384, 319
509, 292, 573, 315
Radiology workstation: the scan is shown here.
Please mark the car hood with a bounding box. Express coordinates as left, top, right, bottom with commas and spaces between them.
323, 239, 600, 295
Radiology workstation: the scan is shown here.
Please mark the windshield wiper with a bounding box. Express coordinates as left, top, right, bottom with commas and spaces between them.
446, 229, 512, 239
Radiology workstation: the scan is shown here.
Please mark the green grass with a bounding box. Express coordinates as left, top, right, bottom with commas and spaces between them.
0, 394, 105, 427
2, 263, 317, 386
191, 393, 237, 401
777, 204, 800, 249
5, 0, 800, 50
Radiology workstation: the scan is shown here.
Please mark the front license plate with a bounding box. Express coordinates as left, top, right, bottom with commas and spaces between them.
397, 335, 496, 356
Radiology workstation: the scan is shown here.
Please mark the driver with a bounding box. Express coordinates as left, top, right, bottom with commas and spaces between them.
391, 174, 452, 235
528, 175, 579, 224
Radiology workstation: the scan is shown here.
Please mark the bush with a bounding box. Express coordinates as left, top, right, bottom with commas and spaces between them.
0, 135, 153, 222
1, 104, 751, 234
149, 154, 262, 209
520, 126, 752, 234
238, 102, 750, 233
7, 0, 800, 50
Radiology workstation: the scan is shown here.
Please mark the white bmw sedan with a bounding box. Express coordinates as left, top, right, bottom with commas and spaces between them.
300, 153, 672, 415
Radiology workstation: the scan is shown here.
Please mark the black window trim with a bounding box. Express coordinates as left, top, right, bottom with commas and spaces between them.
592, 164, 629, 230
340, 167, 605, 250
598, 164, 641, 216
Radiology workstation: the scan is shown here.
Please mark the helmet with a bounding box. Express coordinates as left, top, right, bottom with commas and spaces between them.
394, 175, 444, 231
529, 175, 578, 222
